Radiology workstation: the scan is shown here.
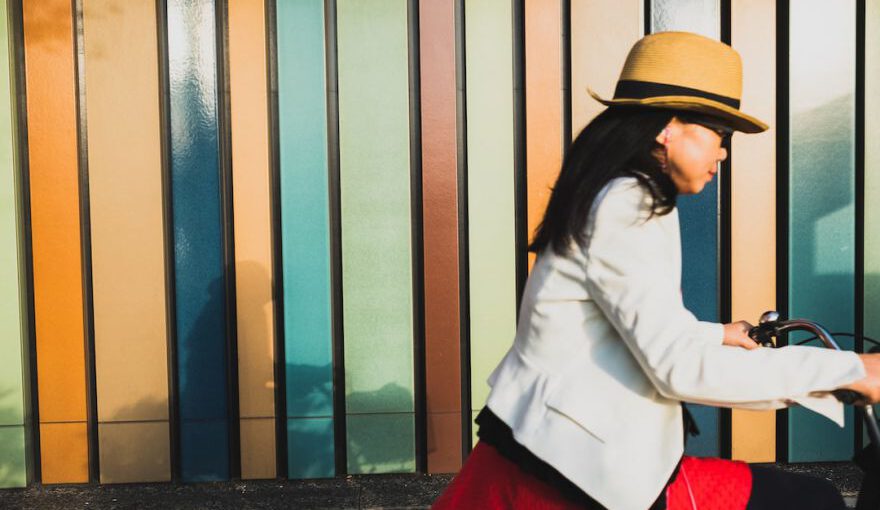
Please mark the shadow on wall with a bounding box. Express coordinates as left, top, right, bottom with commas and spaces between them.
285, 361, 416, 476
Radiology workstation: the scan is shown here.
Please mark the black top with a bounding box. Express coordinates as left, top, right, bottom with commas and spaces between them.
475, 404, 700, 509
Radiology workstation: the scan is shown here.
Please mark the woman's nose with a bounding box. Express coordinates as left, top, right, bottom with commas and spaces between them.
718, 146, 728, 162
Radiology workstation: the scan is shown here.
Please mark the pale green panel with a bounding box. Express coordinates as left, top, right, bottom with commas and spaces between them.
337, 0, 414, 415
0, 426, 26, 488
651, 0, 719, 38
465, 0, 517, 413
0, 0, 26, 428
866, 0, 880, 342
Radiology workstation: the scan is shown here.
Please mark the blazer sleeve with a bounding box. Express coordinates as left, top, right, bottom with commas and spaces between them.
582, 182, 866, 405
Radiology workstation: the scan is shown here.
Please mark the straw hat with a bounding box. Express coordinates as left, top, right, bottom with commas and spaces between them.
589, 31, 768, 133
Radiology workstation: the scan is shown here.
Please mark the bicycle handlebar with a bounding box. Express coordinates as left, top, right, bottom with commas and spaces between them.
747, 311, 880, 452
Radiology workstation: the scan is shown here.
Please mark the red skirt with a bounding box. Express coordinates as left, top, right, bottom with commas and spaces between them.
432, 442, 752, 510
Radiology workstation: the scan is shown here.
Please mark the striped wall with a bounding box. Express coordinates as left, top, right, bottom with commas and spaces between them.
0, 0, 878, 488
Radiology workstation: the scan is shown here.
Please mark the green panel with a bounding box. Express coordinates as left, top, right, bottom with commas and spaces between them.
788, 0, 856, 462
0, 426, 26, 488
465, 0, 516, 416
0, 0, 26, 449
346, 414, 415, 474
865, 0, 880, 345
337, 0, 414, 472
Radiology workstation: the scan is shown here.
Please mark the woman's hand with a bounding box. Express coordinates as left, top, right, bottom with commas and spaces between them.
840, 354, 880, 404
723, 321, 760, 350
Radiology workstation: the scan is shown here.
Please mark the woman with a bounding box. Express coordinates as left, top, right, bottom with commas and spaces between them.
432, 31, 880, 510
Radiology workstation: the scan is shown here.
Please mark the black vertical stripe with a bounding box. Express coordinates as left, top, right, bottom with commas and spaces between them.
263, 0, 288, 479
854, 0, 866, 452
406, 0, 427, 474
454, 0, 472, 458
324, 0, 347, 476
214, 0, 241, 481
9, 0, 40, 484
775, 0, 791, 463
718, 0, 732, 460
643, 0, 651, 35
513, 0, 527, 314
561, 0, 571, 151
155, 0, 181, 483
71, 0, 99, 484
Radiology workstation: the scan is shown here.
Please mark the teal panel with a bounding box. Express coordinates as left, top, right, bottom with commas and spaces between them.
346, 414, 415, 474
336, 0, 414, 472
788, 0, 856, 462
0, 0, 27, 487
278, 0, 332, 420
651, 0, 720, 458
465, 0, 517, 418
0, 426, 26, 488
287, 418, 334, 479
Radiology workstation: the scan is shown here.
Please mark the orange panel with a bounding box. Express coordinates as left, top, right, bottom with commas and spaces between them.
22, 0, 89, 483
730, 0, 777, 462
525, 0, 563, 269
228, 0, 276, 480
39, 423, 88, 484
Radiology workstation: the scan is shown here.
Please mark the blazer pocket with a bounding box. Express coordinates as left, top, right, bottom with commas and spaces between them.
545, 383, 612, 443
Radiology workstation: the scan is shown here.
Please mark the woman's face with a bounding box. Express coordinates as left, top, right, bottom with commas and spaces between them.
655, 117, 729, 195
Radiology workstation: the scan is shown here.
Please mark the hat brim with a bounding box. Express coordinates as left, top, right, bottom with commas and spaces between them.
588, 88, 769, 134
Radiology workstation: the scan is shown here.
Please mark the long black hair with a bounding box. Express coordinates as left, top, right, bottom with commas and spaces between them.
529, 106, 679, 256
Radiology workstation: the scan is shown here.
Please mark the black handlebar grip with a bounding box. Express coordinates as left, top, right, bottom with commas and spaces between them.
832, 389, 864, 405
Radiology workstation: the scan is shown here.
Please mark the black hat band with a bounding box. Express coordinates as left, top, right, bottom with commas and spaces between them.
613, 80, 741, 109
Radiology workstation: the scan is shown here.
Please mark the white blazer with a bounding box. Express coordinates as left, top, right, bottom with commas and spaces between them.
484, 176, 865, 510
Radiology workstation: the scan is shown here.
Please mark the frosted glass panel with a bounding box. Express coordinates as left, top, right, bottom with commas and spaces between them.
651, 0, 719, 39
788, 0, 856, 462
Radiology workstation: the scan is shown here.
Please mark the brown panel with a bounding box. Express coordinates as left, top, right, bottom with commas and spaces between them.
525, 0, 563, 269
39, 423, 88, 484
419, 0, 462, 473
240, 418, 276, 479
730, 0, 776, 462
228, 0, 276, 479
571, 0, 642, 137
427, 412, 462, 472
98, 422, 170, 484
83, 0, 170, 481
22, 0, 89, 483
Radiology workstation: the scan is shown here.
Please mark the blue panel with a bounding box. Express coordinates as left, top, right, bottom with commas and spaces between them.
788, 0, 856, 463
680, 189, 720, 457
168, 0, 229, 481
288, 418, 335, 479
651, 0, 720, 457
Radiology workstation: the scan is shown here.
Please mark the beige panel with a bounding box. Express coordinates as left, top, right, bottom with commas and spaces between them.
240, 418, 276, 479
228, 0, 276, 421
83, 0, 170, 428
571, 0, 643, 138
98, 421, 170, 484
730, 0, 777, 462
